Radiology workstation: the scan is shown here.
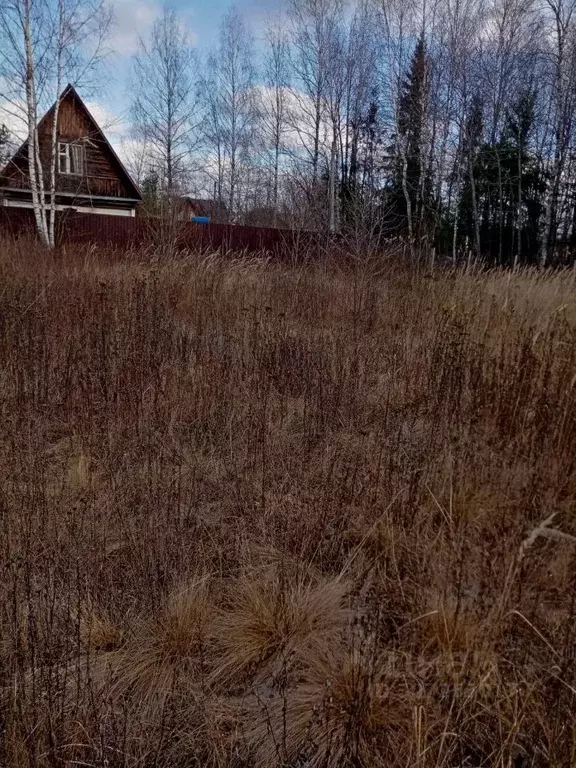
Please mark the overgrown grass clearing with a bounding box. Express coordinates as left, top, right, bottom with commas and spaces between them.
0, 239, 575, 767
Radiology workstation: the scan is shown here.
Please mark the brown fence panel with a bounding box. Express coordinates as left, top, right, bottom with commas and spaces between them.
0, 207, 331, 259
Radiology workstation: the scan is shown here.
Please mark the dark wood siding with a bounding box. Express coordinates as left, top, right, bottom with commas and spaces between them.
1, 91, 135, 200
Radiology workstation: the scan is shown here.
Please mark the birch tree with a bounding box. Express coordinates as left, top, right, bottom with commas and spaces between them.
287, 0, 343, 198
325, 16, 345, 232
338, 3, 378, 223
131, 7, 199, 202
0, 124, 10, 165
201, 6, 257, 221
259, 17, 290, 225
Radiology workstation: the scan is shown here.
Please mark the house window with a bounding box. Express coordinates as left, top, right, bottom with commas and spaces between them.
58, 142, 85, 175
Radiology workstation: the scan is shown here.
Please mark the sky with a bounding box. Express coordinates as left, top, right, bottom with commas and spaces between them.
89, 0, 283, 156
109, 0, 282, 57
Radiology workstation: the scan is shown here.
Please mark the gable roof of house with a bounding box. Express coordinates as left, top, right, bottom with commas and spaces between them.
1, 84, 142, 201
181, 197, 228, 219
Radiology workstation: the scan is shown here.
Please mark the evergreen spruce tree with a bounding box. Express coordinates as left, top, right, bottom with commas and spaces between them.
341, 100, 384, 232
469, 91, 544, 263
503, 90, 545, 263
391, 35, 432, 239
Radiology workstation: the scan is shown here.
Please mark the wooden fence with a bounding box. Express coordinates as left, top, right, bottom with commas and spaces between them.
0, 207, 329, 260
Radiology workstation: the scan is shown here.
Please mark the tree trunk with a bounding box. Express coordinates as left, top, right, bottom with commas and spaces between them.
273, 141, 279, 228
514, 137, 522, 269
400, 138, 414, 260
48, 93, 61, 248
496, 152, 504, 264
23, 0, 49, 245
312, 87, 321, 184
272, 89, 281, 227
541, 155, 559, 268
469, 154, 481, 258
328, 134, 338, 233
48, 0, 65, 248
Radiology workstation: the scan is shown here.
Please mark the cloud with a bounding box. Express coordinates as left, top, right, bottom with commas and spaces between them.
84, 101, 138, 166
115, 135, 152, 183
0, 100, 27, 144
108, 0, 162, 56
255, 84, 334, 155
85, 101, 128, 136
107, 0, 200, 58
176, 10, 200, 48
241, 0, 285, 36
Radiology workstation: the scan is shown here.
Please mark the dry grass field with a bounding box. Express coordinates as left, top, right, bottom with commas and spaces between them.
0, 238, 575, 767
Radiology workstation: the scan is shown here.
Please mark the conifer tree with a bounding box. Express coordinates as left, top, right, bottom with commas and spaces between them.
393, 35, 432, 243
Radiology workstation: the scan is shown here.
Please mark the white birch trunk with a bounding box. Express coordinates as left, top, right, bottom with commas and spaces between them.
23, 0, 49, 245
48, 0, 65, 248
469, 154, 481, 258
541, 153, 561, 268
328, 133, 338, 233
452, 169, 461, 267
48, 96, 61, 248
399, 137, 414, 260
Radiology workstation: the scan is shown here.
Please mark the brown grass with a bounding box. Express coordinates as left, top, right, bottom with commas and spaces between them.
0, 237, 575, 767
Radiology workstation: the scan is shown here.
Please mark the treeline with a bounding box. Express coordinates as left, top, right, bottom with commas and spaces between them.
2, 0, 576, 263
127, 0, 576, 265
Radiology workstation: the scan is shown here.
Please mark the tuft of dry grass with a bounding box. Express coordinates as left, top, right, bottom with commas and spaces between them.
104, 579, 214, 707
240, 640, 418, 768
211, 568, 352, 687
0, 238, 575, 767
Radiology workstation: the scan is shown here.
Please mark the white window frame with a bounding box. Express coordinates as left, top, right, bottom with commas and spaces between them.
58, 141, 85, 176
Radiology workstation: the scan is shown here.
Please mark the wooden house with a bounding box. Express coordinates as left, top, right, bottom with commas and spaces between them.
0, 85, 141, 217
176, 196, 228, 223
